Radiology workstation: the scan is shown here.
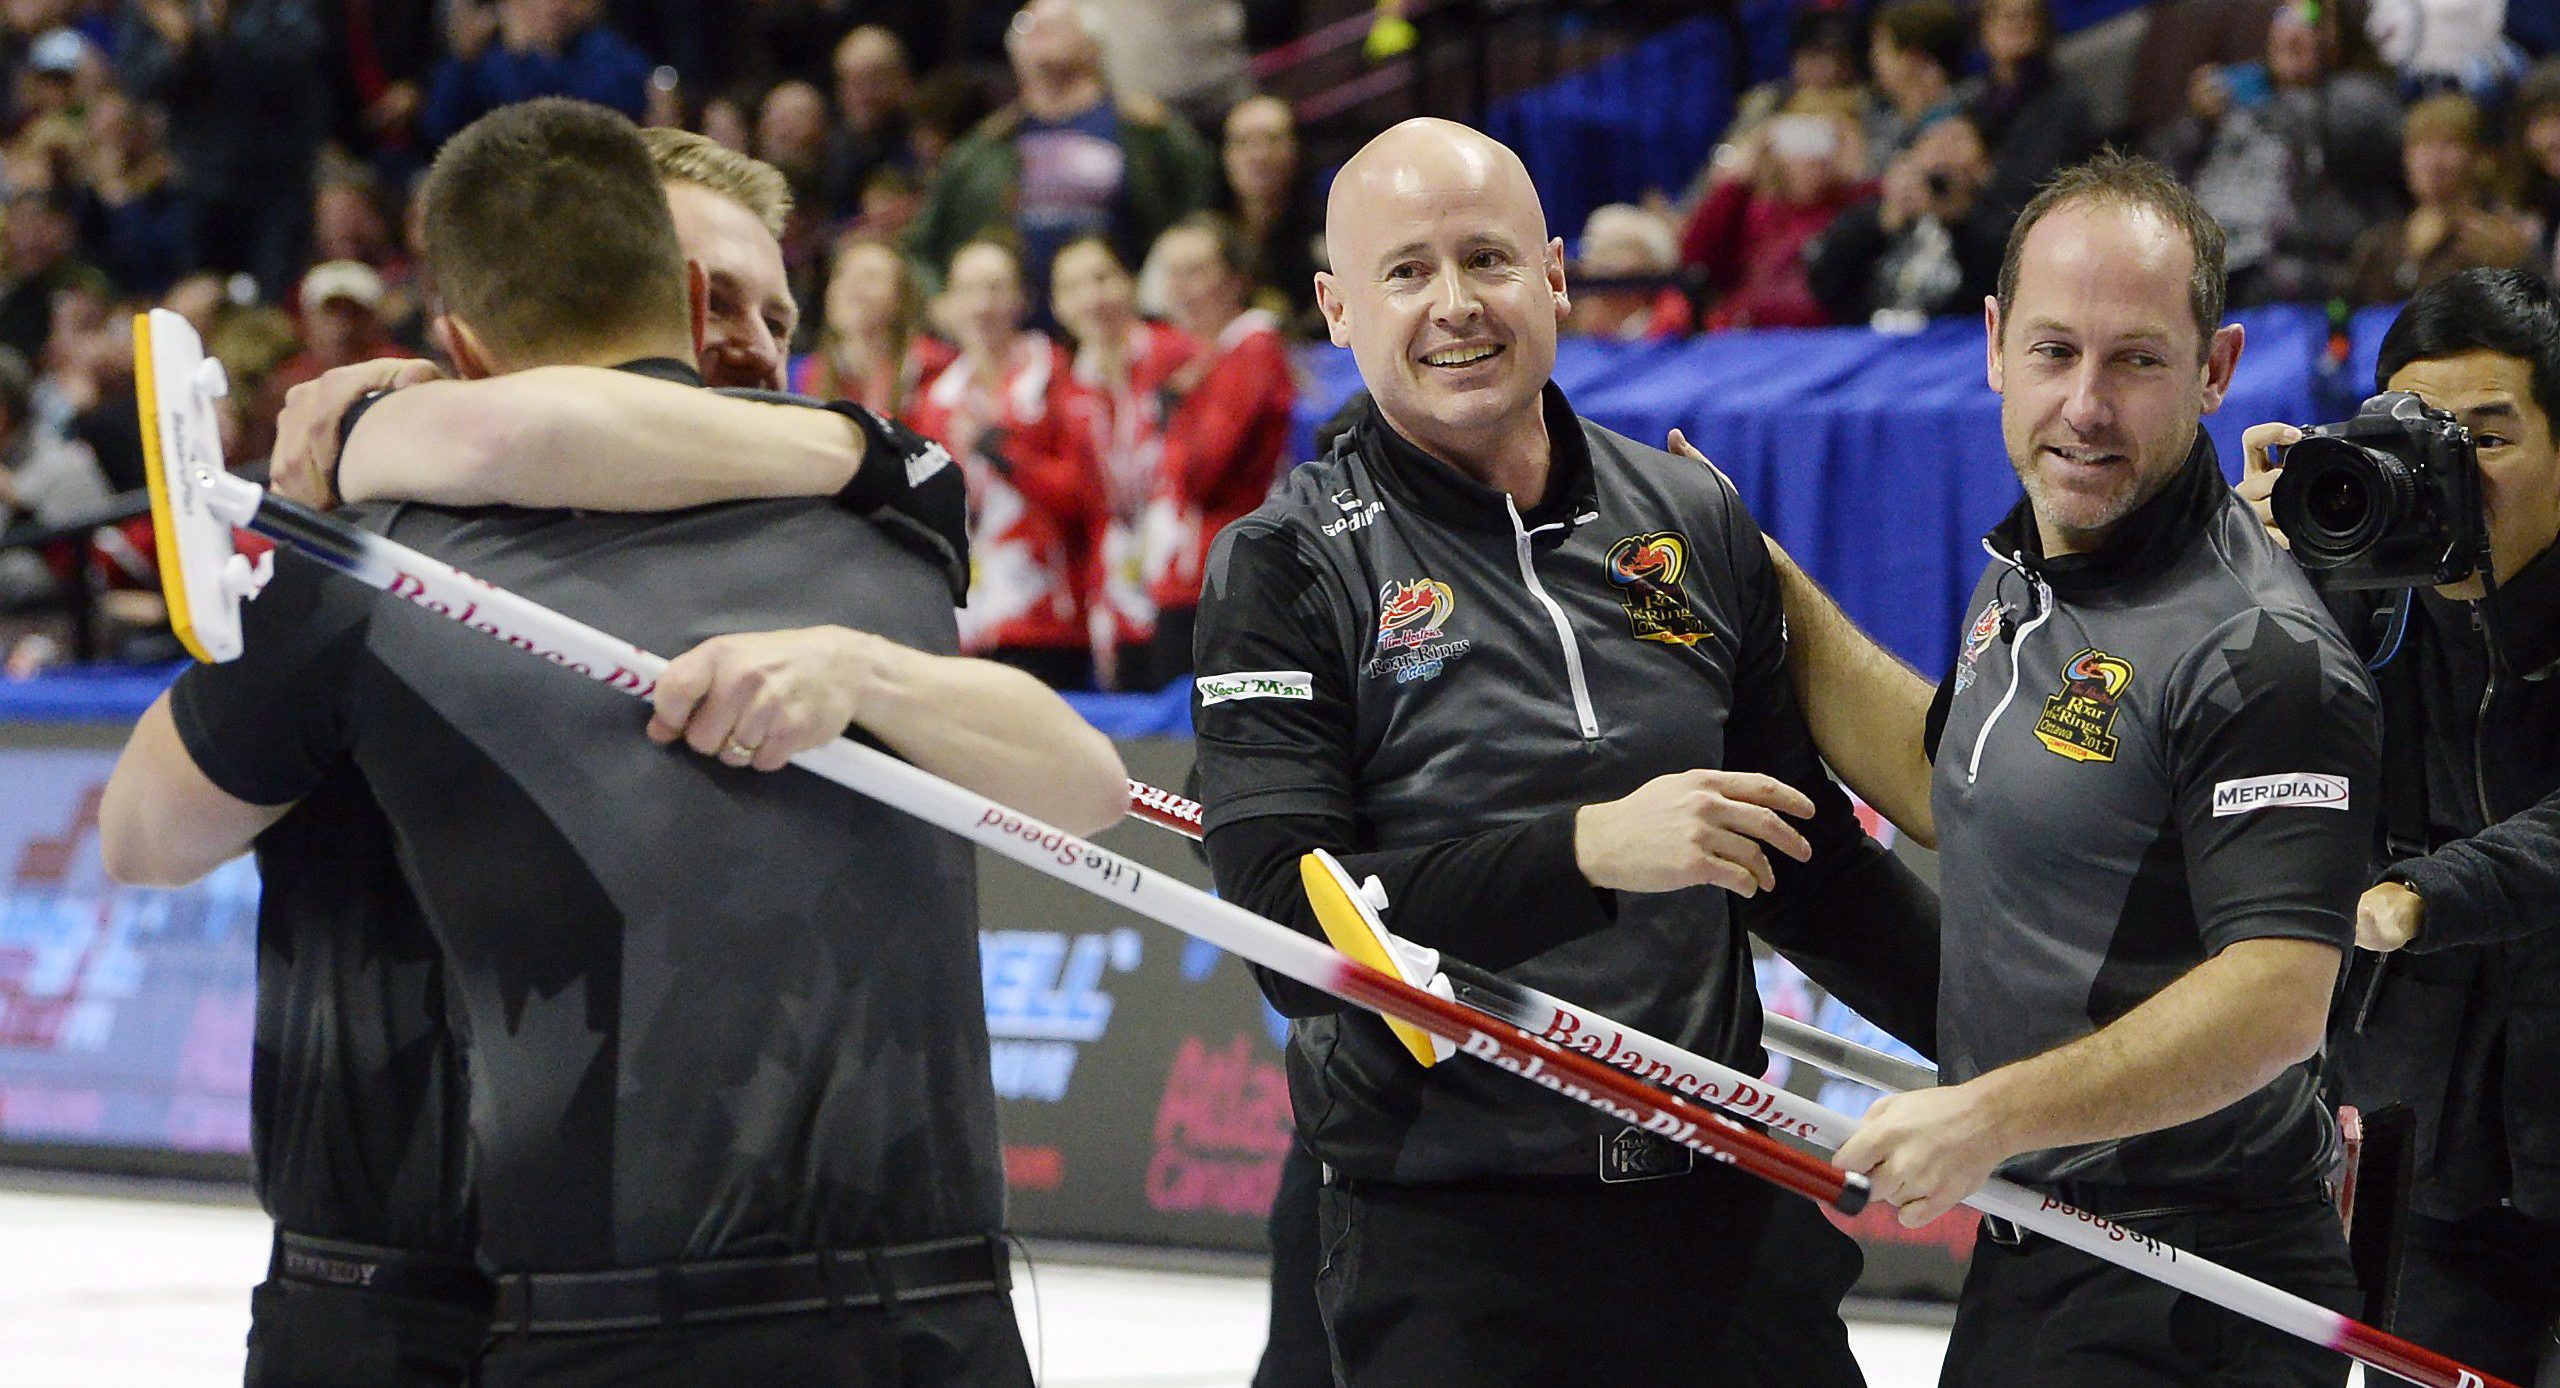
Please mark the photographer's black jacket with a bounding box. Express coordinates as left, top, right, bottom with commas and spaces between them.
1190, 386, 1938, 1183
2325, 544, 2560, 1221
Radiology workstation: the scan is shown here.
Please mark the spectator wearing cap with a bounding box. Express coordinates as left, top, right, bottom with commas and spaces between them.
1564, 203, 1692, 339
1964, 0, 2096, 221
820, 26, 917, 223
251, 260, 416, 458
1866, 0, 1969, 173
906, 0, 1215, 309
418, 0, 652, 149
2342, 94, 2530, 306
119, 0, 329, 306
80, 91, 195, 299
2150, 0, 2401, 305
0, 189, 106, 364
8, 27, 95, 192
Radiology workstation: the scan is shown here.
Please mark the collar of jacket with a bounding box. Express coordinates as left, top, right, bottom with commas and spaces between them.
1355, 383, 1599, 535
2479, 536, 2560, 677
1985, 428, 2225, 595
612, 357, 704, 387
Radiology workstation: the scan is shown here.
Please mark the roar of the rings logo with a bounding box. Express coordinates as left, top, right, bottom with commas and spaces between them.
1604, 531, 1711, 647
1369, 578, 1471, 684
2033, 647, 2136, 763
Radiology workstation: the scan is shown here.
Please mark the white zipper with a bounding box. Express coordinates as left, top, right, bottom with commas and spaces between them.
1506, 497, 1600, 739
1968, 547, 2050, 785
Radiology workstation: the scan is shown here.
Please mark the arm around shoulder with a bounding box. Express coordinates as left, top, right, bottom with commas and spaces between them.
338, 368, 868, 511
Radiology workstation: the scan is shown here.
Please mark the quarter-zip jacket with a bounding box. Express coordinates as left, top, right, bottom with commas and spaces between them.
2324, 541, 2560, 1221
1192, 385, 1938, 1183
1928, 435, 2380, 1201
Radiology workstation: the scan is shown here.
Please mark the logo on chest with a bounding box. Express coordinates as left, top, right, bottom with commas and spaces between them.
1604, 531, 1711, 647
1368, 578, 1472, 684
1953, 600, 2004, 695
2033, 647, 2136, 763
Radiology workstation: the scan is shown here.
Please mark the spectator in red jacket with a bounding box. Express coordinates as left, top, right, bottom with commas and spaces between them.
906, 237, 1105, 689
1052, 233, 1197, 687
1140, 212, 1294, 684
791, 233, 952, 417
1679, 95, 1871, 330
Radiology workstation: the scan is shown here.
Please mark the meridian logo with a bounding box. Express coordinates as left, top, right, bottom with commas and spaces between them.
2211, 773, 2350, 817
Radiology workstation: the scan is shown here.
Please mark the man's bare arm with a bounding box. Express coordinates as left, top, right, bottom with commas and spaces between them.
1765, 541, 1939, 845
1835, 936, 2339, 1223
646, 628, 1131, 836
1665, 430, 1936, 843
331, 367, 866, 510
99, 693, 291, 886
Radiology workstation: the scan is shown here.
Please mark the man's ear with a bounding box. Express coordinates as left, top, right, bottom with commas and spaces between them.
1546, 235, 1570, 320
1983, 294, 2004, 394
1314, 272, 1352, 349
2198, 321, 2245, 415
686, 260, 709, 357
438, 314, 497, 380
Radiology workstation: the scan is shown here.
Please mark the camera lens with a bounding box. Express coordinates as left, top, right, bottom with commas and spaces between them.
2270, 439, 2417, 567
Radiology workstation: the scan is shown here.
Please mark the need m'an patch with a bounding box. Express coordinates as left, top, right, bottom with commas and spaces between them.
2033, 647, 2135, 763
1196, 670, 1315, 705
1604, 531, 1711, 646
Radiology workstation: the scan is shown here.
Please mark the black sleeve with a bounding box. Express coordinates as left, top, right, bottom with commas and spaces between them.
165, 549, 372, 806
712, 387, 972, 603
2390, 786, 2560, 953
1192, 518, 1617, 1017
1804, 200, 1889, 324
1207, 807, 1603, 1018
1708, 471, 1941, 1053
2168, 610, 2380, 956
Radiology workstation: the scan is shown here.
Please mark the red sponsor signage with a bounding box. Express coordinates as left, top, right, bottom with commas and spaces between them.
1145, 1034, 1292, 1215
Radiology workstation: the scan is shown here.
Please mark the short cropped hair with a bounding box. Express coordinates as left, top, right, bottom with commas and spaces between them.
2377, 267, 2560, 443
642, 126, 793, 239
420, 99, 690, 364
1996, 150, 2228, 358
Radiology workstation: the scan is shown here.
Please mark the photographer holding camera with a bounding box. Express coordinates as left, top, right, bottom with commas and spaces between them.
2239, 267, 2560, 1385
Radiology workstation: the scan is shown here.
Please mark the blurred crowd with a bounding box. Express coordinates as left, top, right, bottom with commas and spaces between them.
1572, 0, 2560, 340
1, 0, 2557, 688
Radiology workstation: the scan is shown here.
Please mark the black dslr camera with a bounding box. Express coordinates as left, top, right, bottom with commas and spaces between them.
2271, 391, 2492, 590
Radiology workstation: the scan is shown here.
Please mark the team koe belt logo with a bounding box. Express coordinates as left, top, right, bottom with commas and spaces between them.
1604, 532, 1710, 647
1367, 578, 1471, 684
2033, 647, 2136, 763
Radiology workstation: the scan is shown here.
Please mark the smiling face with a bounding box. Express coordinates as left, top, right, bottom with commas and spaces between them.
824, 239, 910, 340
664, 179, 796, 389
944, 241, 1027, 357
1988, 198, 2241, 554
2385, 350, 2560, 596
1049, 237, 1135, 347
1315, 120, 1567, 477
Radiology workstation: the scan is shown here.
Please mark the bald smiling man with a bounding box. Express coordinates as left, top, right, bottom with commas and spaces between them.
1187, 119, 1941, 1387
